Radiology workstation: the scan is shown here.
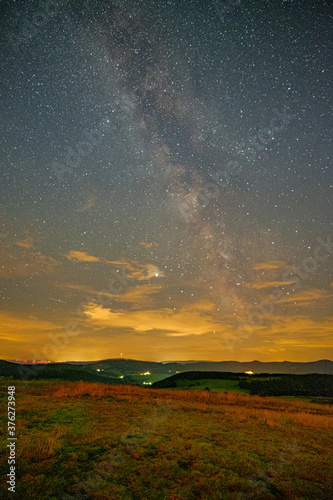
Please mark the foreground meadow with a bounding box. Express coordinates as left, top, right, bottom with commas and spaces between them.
1, 379, 333, 499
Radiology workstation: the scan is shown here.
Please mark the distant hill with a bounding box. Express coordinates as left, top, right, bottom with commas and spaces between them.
151, 370, 333, 397
0, 360, 21, 378
0, 360, 131, 384
1, 358, 332, 383
162, 359, 333, 375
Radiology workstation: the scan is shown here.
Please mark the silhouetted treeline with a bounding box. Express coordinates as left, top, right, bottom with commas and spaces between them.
239, 374, 333, 397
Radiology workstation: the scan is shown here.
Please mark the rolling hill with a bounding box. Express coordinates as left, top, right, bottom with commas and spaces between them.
1, 358, 333, 384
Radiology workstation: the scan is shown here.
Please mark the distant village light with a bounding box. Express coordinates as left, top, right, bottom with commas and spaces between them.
245, 371, 254, 375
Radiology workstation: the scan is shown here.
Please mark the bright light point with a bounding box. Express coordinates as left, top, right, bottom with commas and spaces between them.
155, 273, 158, 277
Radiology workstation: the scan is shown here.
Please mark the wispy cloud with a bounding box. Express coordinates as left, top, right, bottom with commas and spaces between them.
252, 260, 291, 270
122, 262, 164, 280
59, 283, 99, 295
83, 299, 219, 337
277, 289, 333, 305
65, 250, 165, 280
60, 282, 163, 308
65, 250, 101, 262
15, 234, 34, 249
0, 234, 59, 277
75, 196, 97, 213
111, 284, 163, 306
138, 241, 159, 249
245, 280, 297, 289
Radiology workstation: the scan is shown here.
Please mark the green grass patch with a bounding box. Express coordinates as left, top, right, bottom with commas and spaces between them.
173, 378, 248, 392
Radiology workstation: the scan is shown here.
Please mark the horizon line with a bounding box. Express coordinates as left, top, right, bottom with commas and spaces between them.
3, 358, 333, 364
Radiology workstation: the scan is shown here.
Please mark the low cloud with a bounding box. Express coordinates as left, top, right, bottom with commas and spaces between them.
256, 314, 333, 342
0, 311, 62, 343
83, 299, 219, 337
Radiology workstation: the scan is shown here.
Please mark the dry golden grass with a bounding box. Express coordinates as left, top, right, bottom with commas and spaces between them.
291, 411, 333, 429
17, 425, 64, 460
36, 425, 63, 457
52, 381, 333, 428
1, 379, 332, 499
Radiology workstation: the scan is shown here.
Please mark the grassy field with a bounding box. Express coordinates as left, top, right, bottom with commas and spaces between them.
1, 379, 333, 499
168, 378, 247, 392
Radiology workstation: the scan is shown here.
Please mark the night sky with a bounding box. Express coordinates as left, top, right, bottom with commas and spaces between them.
0, 0, 332, 362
